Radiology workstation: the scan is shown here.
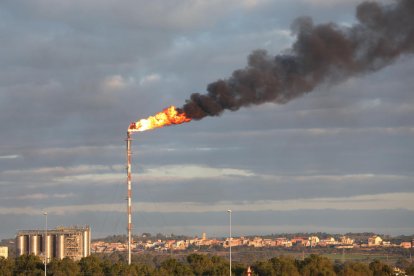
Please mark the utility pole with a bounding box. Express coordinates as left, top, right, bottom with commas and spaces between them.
43, 212, 47, 276
227, 209, 232, 276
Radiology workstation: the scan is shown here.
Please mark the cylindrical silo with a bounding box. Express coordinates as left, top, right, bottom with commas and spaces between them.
29, 235, 40, 255
82, 230, 89, 257
25, 235, 30, 254
52, 234, 57, 258
44, 235, 52, 262
56, 234, 65, 260
88, 227, 91, 256
16, 235, 27, 255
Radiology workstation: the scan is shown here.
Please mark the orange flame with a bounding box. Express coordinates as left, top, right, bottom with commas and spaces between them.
128, 106, 191, 132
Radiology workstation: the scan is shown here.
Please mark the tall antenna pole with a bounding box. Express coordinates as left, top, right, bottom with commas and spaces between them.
126, 131, 132, 265
227, 209, 232, 276
43, 211, 47, 276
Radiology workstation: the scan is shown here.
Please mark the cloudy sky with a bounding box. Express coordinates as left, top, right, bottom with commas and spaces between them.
1, 0, 413, 239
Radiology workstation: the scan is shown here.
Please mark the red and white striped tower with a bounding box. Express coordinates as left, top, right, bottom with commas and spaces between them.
126, 131, 132, 265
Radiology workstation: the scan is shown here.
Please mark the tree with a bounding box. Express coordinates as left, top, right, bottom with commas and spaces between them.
406, 263, 414, 276
337, 262, 372, 276
79, 255, 104, 275
47, 257, 80, 276
159, 258, 194, 275
232, 262, 247, 276
14, 254, 44, 276
252, 256, 300, 276
299, 254, 336, 276
0, 257, 14, 276
155, 233, 166, 240
187, 254, 214, 275
129, 262, 156, 276
102, 259, 130, 276
270, 256, 300, 276
209, 255, 230, 276
395, 258, 411, 270
252, 260, 275, 275
369, 260, 393, 276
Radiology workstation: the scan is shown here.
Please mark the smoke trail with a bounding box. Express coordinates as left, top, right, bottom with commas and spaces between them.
182, 0, 414, 120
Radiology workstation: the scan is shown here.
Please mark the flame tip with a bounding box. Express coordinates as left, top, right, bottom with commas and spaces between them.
129, 106, 191, 132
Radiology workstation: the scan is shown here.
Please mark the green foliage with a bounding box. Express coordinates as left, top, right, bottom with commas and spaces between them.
79, 255, 104, 275
368, 260, 393, 276
98, 234, 127, 243
10, 252, 413, 276
253, 259, 275, 275
299, 254, 336, 276
232, 263, 247, 276
14, 254, 44, 276
187, 253, 214, 275
210, 255, 230, 276
252, 255, 299, 276
270, 255, 300, 276
337, 262, 372, 276
129, 262, 156, 276
395, 258, 411, 270
0, 257, 14, 276
159, 258, 194, 275
406, 263, 414, 276
47, 257, 80, 276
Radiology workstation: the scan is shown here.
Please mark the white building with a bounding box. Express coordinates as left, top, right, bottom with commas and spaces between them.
16, 225, 91, 261
308, 236, 320, 247
0, 246, 8, 259
368, 235, 383, 246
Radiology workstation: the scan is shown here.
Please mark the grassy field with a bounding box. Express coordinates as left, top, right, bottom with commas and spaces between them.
321, 252, 401, 264
213, 247, 413, 265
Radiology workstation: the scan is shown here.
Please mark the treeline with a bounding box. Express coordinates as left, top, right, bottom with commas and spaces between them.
96, 233, 193, 243
94, 232, 414, 244
1, 253, 414, 275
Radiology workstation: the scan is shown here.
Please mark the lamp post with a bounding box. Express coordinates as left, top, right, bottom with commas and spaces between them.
43, 211, 47, 276
227, 209, 232, 276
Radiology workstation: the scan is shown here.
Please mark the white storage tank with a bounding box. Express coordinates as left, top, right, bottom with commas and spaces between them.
43, 234, 52, 262
16, 235, 28, 255
29, 235, 40, 255
56, 234, 65, 260
83, 230, 89, 257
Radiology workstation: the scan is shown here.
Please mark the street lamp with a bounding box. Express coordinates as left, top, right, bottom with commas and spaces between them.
227, 209, 232, 276
43, 211, 47, 276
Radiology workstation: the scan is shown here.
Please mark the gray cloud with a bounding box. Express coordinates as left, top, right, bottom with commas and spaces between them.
0, 0, 413, 239
2, 209, 414, 239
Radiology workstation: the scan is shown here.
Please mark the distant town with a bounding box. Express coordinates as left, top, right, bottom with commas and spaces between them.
2, 230, 413, 275
91, 233, 414, 254
2, 230, 412, 260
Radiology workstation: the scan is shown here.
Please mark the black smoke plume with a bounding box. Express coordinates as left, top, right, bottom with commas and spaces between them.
182, 0, 414, 120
